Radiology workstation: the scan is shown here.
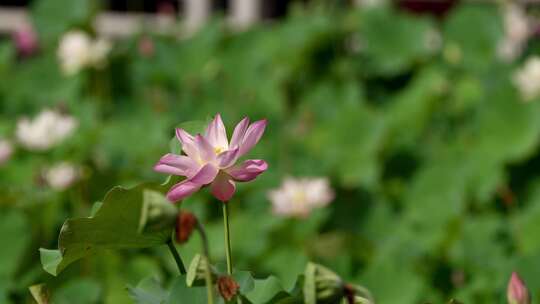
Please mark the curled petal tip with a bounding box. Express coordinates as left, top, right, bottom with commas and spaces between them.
253, 118, 268, 128
159, 153, 175, 162
237, 119, 267, 156
240, 117, 251, 127
256, 159, 269, 170
154, 163, 182, 176
230, 117, 250, 148
226, 159, 268, 182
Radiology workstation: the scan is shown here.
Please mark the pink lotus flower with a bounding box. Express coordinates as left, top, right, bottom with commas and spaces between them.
155, 114, 268, 203
508, 272, 530, 304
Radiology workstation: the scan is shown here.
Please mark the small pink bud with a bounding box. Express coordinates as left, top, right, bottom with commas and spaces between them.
12, 25, 38, 57
508, 272, 530, 304
138, 36, 155, 58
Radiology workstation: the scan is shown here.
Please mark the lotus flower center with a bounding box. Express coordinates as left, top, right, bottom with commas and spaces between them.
214, 147, 226, 155
292, 190, 307, 206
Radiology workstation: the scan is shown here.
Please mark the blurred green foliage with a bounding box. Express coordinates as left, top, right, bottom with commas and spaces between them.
0, 0, 539, 303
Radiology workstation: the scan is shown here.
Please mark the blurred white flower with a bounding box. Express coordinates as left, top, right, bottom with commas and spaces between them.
58, 31, 92, 75
268, 177, 334, 218
513, 57, 540, 101
0, 139, 13, 166
354, 0, 386, 7
44, 162, 79, 191
89, 38, 112, 69
16, 109, 78, 151
498, 4, 530, 62
57, 30, 111, 75
424, 28, 442, 53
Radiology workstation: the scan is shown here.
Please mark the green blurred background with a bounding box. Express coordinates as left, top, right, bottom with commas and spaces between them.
1, 0, 540, 303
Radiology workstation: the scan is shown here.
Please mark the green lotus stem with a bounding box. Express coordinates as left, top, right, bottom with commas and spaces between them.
166, 238, 186, 275
203, 254, 215, 304
196, 222, 215, 304
222, 203, 233, 275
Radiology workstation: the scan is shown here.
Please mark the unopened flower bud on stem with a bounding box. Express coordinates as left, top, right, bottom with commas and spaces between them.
304, 263, 374, 304
217, 275, 239, 301
176, 211, 198, 244
508, 272, 530, 304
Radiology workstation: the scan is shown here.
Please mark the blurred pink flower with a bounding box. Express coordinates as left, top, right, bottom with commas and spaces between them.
507, 272, 530, 304
12, 25, 38, 57
0, 139, 13, 166
268, 177, 334, 218
16, 109, 78, 151
44, 162, 80, 191
498, 4, 530, 62
138, 36, 155, 58
155, 114, 268, 203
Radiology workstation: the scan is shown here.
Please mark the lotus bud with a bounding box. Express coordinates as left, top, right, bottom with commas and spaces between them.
29, 284, 50, 304
343, 283, 375, 304
175, 211, 197, 244
217, 275, 240, 301
351, 295, 375, 304
508, 272, 530, 304
304, 263, 344, 304
304, 263, 375, 304
186, 254, 217, 287
344, 284, 356, 304
139, 190, 178, 233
